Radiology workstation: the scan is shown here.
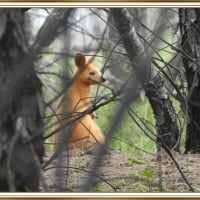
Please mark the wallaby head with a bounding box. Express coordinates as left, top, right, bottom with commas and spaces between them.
74, 53, 106, 85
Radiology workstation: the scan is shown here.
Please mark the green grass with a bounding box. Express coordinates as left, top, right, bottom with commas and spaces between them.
96, 96, 156, 153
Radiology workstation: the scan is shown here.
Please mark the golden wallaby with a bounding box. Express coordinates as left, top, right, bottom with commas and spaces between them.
54, 53, 105, 150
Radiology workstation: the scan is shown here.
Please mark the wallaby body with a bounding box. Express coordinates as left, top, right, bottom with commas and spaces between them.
54, 53, 105, 150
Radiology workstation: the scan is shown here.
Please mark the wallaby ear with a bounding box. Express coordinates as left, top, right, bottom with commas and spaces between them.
75, 53, 86, 69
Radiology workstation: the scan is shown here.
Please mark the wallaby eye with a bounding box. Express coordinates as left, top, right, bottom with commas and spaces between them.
89, 71, 95, 76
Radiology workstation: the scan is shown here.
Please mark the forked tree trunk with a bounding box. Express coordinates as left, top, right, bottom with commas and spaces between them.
179, 8, 200, 153
0, 9, 44, 191
111, 8, 180, 151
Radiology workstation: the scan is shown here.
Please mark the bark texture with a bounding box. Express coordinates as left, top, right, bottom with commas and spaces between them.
180, 8, 200, 153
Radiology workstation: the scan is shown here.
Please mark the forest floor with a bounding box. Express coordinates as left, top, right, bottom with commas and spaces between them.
42, 144, 200, 193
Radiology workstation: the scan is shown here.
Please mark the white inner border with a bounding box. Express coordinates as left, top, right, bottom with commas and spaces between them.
0, 2, 199, 7
0, 3, 200, 197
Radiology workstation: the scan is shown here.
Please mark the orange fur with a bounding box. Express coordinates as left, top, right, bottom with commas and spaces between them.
54, 53, 105, 150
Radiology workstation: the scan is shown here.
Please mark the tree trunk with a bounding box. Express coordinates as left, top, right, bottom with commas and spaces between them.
111, 8, 180, 151
0, 9, 44, 191
179, 8, 200, 153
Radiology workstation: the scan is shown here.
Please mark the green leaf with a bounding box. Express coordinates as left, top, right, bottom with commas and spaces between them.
128, 157, 145, 165
141, 170, 154, 178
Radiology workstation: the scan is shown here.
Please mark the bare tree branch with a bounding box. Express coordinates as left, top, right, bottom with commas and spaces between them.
33, 8, 74, 51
